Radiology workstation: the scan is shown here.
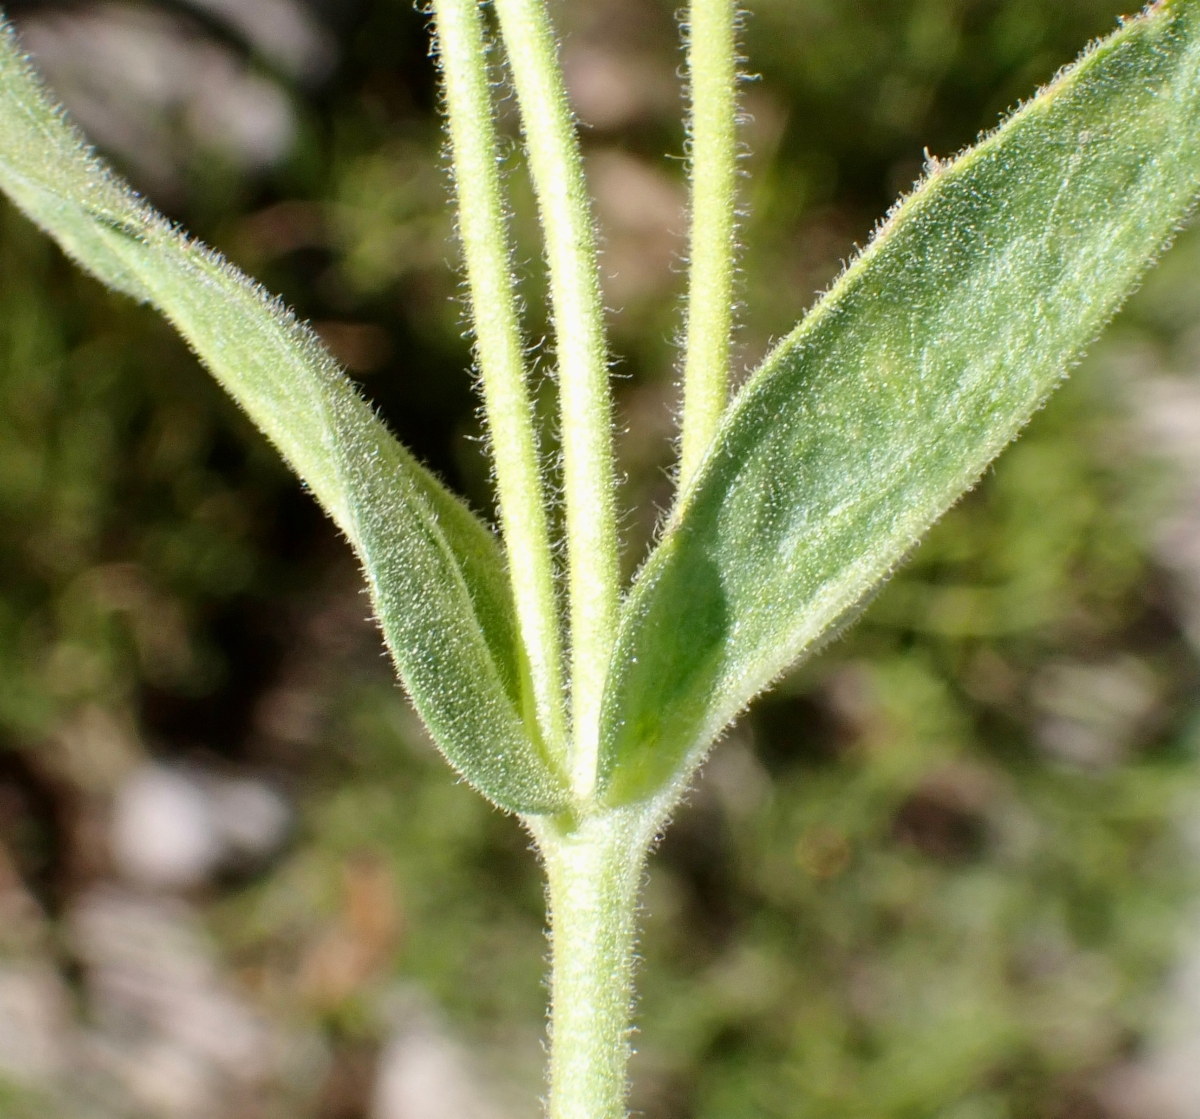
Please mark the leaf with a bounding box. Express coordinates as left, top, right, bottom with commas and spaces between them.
598, 0, 1200, 806
0, 19, 569, 814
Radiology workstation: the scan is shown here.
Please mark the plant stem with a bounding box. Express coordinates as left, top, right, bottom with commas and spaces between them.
531, 808, 658, 1119
492, 0, 619, 798
430, 0, 567, 762
679, 0, 740, 491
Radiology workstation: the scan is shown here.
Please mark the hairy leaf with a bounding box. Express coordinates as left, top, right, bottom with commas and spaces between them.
599, 0, 1200, 805
0, 18, 569, 814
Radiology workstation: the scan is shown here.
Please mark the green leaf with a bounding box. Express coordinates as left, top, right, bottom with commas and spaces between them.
0, 18, 568, 814
598, 0, 1200, 806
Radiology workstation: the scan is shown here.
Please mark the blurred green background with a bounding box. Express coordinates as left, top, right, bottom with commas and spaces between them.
1, 1, 1200, 1117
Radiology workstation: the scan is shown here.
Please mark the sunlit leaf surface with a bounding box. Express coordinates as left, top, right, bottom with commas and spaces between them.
599, 0, 1200, 805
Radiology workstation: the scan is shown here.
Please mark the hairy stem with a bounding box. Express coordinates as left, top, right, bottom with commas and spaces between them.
531, 809, 657, 1119
679, 0, 740, 491
492, 0, 619, 797
431, 0, 567, 762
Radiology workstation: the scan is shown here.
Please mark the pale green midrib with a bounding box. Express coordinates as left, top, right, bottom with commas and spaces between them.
492, 0, 621, 800
432, 0, 568, 765
679, 0, 739, 492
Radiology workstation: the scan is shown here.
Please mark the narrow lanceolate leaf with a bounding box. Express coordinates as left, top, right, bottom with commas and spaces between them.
599, 0, 1200, 806
0, 18, 569, 814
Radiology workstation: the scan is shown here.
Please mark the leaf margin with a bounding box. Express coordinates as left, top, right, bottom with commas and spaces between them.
0, 16, 571, 814
597, 0, 1200, 806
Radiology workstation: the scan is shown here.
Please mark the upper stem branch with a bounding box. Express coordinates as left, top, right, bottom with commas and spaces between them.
492, 0, 620, 798
679, 0, 740, 491
431, 0, 567, 763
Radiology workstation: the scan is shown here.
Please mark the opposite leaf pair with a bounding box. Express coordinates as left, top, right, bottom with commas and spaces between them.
0, 2, 1199, 821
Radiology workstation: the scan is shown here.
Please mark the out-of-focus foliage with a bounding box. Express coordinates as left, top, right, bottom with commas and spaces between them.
1, 0, 1199, 1117
0, 203, 293, 748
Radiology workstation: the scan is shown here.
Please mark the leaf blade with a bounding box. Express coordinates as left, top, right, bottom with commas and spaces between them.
0, 19, 569, 814
599, 0, 1200, 805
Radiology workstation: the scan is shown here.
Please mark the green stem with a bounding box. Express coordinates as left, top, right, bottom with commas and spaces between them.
431, 0, 567, 762
679, 0, 740, 491
531, 808, 658, 1119
492, 0, 620, 798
